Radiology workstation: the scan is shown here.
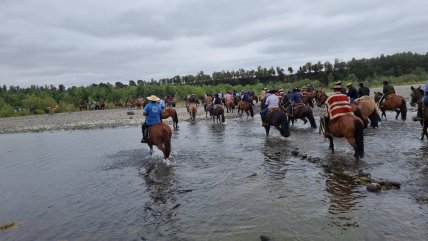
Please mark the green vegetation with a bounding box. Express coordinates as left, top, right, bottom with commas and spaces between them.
1, 52, 427, 117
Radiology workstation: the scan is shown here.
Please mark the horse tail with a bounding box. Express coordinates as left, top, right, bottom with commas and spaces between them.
249, 105, 254, 117
354, 119, 364, 159
174, 111, 179, 126
280, 112, 290, 137
400, 99, 407, 121
354, 108, 368, 128
164, 135, 171, 159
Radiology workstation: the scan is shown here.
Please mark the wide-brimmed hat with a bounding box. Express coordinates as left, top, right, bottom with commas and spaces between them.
278, 88, 284, 92
346, 83, 352, 87
333, 83, 342, 89
147, 95, 160, 101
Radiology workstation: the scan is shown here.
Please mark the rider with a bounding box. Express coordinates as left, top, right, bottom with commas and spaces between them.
379, 80, 396, 108
260, 89, 279, 126
141, 95, 161, 143
241, 90, 253, 105
322, 82, 353, 136
289, 87, 303, 116
346, 83, 358, 103
158, 97, 166, 111
211, 93, 223, 110
413, 80, 428, 121
358, 82, 370, 97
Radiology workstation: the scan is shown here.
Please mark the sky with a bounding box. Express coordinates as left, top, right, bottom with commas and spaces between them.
1, 0, 427, 87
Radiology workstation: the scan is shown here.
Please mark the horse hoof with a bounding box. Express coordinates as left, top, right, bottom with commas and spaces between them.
163, 159, 171, 166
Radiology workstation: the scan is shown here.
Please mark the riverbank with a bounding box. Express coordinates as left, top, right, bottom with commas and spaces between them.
0, 84, 420, 134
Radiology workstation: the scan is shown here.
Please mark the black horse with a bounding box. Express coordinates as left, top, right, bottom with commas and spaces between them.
410, 86, 428, 140
280, 96, 317, 128
262, 109, 290, 137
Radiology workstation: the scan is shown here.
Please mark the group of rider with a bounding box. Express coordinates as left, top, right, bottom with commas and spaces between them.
140, 80, 428, 143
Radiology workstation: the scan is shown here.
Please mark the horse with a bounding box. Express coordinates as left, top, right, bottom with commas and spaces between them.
319, 114, 365, 161
237, 101, 254, 118
133, 98, 145, 109
100, 100, 107, 110
302, 90, 316, 108
225, 98, 234, 113
262, 108, 290, 138
373, 92, 407, 121
165, 97, 177, 107
113, 100, 123, 108
208, 105, 225, 123
161, 108, 179, 129
45, 103, 59, 113
145, 122, 172, 160
203, 95, 213, 118
410, 86, 428, 140
280, 96, 317, 128
316, 91, 369, 128
188, 103, 198, 121
351, 96, 381, 128
78, 103, 87, 111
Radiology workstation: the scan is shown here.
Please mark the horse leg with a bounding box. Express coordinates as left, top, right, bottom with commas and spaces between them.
381, 109, 387, 120
346, 137, 359, 161
327, 135, 334, 153
422, 121, 428, 140
148, 144, 154, 156
395, 109, 401, 120
264, 125, 270, 137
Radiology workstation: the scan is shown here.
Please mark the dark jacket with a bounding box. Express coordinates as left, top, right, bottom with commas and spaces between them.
383, 85, 395, 95
358, 86, 370, 97
347, 86, 358, 99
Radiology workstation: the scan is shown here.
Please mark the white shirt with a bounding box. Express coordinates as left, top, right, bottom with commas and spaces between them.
265, 94, 279, 109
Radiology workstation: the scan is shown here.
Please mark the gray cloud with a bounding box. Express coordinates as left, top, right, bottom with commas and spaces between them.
1, 0, 427, 87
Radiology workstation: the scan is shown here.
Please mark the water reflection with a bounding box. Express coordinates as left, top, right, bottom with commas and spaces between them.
138, 161, 181, 240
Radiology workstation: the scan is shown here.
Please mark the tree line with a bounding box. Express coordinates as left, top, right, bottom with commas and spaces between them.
0, 52, 427, 117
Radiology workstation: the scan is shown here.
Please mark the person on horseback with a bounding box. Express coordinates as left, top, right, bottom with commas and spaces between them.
413, 80, 428, 121
322, 82, 353, 136
211, 93, 223, 110
158, 97, 166, 111
260, 89, 279, 126
288, 87, 303, 117
141, 95, 161, 143
358, 82, 370, 97
346, 83, 358, 103
379, 80, 396, 108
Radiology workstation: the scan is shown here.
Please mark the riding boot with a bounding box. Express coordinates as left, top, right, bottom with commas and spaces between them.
141, 124, 147, 143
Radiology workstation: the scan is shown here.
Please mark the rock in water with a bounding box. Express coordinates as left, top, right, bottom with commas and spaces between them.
260, 235, 272, 241
127, 111, 134, 115
367, 183, 381, 192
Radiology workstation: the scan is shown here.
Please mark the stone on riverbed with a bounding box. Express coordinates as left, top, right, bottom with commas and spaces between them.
367, 183, 381, 192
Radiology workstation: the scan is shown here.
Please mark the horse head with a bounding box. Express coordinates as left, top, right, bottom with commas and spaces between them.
315, 92, 328, 107
410, 86, 423, 107
373, 91, 383, 103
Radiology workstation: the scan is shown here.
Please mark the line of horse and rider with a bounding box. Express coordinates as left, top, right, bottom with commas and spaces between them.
138, 80, 428, 160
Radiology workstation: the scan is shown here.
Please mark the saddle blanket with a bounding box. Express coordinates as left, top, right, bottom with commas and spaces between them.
326, 94, 354, 120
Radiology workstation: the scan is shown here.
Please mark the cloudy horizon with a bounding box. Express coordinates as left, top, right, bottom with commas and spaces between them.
1, 0, 427, 87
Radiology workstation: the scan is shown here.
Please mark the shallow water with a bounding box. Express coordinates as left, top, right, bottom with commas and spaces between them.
0, 111, 427, 241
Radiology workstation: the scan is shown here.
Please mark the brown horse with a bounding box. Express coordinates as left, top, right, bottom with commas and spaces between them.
146, 122, 172, 160
351, 96, 381, 128
188, 103, 198, 121
262, 108, 290, 137
203, 96, 213, 118
225, 99, 235, 113
161, 108, 179, 129
320, 114, 365, 161
280, 96, 317, 128
165, 97, 177, 107
78, 103, 87, 111
100, 100, 107, 110
237, 101, 254, 118
316, 92, 369, 128
302, 90, 316, 108
410, 86, 428, 140
209, 105, 225, 123
373, 92, 407, 121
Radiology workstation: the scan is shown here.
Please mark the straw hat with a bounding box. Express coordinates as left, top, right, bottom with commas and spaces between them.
333, 82, 342, 90
346, 83, 352, 87
147, 95, 160, 101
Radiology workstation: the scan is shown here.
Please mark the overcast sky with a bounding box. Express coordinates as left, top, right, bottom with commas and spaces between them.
1, 0, 427, 87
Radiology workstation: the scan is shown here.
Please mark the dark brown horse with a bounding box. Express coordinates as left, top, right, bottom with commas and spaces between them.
316, 92, 369, 128
146, 122, 172, 160
209, 105, 225, 123
373, 92, 407, 121
78, 103, 87, 111
161, 108, 179, 129
280, 96, 317, 128
237, 101, 254, 118
188, 103, 198, 121
302, 90, 316, 108
320, 114, 365, 161
203, 95, 213, 118
410, 86, 428, 140
100, 100, 107, 110
262, 108, 290, 137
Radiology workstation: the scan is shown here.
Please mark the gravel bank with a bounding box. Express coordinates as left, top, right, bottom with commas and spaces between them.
0, 84, 420, 134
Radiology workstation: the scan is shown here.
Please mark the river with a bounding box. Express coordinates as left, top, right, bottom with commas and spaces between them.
0, 111, 427, 241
